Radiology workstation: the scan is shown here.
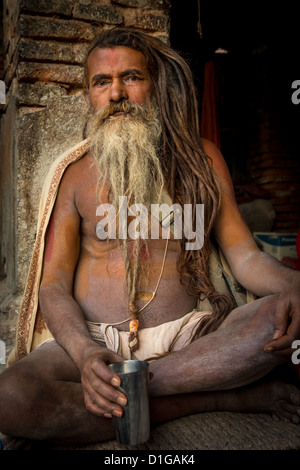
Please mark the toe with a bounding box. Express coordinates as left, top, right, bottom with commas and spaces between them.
290, 391, 300, 406
276, 409, 299, 424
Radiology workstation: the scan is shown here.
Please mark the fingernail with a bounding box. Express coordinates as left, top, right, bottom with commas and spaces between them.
111, 377, 120, 387
113, 409, 122, 418
272, 330, 281, 340
104, 413, 112, 419
117, 396, 127, 406
264, 346, 274, 352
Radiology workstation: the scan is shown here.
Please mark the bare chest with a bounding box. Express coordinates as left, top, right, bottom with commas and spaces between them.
71, 157, 198, 327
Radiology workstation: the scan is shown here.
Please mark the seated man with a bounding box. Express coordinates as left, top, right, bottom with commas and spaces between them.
0, 27, 299, 447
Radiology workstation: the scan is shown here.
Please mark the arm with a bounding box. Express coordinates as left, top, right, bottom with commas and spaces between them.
39, 165, 126, 417
202, 139, 300, 354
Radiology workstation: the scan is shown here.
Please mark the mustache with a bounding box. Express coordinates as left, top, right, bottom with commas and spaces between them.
100, 100, 134, 119
93, 100, 158, 126
84, 97, 161, 142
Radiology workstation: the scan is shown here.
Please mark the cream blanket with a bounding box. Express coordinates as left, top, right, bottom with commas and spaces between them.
7, 140, 255, 366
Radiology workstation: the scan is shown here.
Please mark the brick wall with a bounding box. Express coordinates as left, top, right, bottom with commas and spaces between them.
3, 0, 170, 106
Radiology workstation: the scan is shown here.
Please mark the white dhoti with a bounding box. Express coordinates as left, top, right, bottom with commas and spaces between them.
86, 309, 211, 361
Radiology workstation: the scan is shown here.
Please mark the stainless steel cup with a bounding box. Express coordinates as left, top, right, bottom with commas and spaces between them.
108, 360, 150, 446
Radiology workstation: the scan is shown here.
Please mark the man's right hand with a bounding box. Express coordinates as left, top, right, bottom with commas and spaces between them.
79, 344, 127, 418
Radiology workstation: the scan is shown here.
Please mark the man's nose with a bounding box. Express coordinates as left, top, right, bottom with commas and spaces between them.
109, 79, 128, 102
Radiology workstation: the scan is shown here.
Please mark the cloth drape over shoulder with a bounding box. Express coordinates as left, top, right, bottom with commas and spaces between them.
7, 140, 90, 366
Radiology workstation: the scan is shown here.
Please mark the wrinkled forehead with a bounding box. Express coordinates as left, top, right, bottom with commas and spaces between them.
86, 46, 150, 81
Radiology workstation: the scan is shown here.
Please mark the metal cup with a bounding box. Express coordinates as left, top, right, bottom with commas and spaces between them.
108, 360, 150, 446
0, 340, 5, 374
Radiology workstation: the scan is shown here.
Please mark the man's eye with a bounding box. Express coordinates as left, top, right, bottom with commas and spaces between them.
124, 76, 141, 84
95, 80, 110, 87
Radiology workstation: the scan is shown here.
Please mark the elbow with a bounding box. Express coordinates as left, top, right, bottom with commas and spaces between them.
39, 279, 70, 306
39, 281, 61, 309
39, 282, 52, 311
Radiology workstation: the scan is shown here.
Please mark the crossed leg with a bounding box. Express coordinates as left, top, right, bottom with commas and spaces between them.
0, 294, 299, 447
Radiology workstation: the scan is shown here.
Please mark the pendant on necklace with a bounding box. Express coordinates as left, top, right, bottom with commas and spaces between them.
136, 291, 154, 302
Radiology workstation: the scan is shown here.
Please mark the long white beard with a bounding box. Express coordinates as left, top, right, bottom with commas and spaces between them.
85, 99, 166, 322
86, 99, 164, 213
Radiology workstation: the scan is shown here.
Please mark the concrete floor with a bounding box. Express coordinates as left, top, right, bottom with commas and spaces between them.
49, 411, 300, 451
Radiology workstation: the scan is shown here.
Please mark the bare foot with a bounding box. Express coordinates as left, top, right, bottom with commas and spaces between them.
267, 381, 300, 424
0, 434, 33, 450
221, 380, 300, 424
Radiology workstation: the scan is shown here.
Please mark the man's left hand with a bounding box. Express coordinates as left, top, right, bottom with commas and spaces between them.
264, 282, 300, 355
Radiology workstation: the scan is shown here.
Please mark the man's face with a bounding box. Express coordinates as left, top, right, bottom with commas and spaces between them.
86, 46, 154, 111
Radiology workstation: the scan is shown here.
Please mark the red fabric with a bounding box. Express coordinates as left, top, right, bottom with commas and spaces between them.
200, 61, 221, 149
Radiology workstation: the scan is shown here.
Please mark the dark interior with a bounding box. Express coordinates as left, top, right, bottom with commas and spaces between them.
169, 0, 300, 181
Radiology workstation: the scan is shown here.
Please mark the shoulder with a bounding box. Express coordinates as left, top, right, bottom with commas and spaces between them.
58, 151, 95, 193
64, 151, 93, 177
201, 138, 228, 172
201, 138, 234, 195
201, 137, 220, 156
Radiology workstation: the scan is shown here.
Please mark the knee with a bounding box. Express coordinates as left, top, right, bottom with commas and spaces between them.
0, 368, 18, 434
251, 294, 279, 328
0, 364, 40, 435
221, 294, 279, 330
239, 294, 279, 346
